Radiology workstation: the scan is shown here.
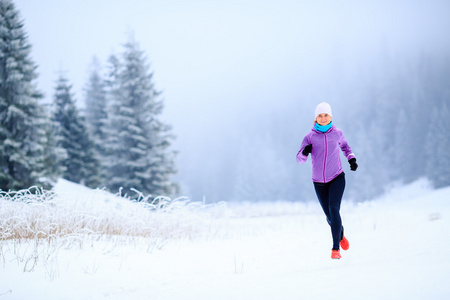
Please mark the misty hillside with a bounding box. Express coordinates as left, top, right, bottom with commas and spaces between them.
8, 0, 450, 202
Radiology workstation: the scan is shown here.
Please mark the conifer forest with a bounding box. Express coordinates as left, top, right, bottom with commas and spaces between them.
1, 0, 449, 202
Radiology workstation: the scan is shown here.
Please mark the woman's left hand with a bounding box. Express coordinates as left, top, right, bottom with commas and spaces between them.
349, 158, 358, 171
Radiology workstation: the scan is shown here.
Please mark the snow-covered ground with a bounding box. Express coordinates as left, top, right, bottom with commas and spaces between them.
1, 178, 449, 299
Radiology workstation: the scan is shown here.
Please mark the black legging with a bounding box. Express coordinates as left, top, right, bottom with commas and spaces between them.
313, 172, 346, 250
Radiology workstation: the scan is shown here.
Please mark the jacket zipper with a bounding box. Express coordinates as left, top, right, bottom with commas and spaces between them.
323, 133, 327, 182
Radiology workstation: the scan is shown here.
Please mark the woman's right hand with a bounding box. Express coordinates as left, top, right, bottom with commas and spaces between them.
302, 144, 312, 156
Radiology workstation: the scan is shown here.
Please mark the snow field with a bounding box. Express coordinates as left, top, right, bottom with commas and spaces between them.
1, 178, 450, 299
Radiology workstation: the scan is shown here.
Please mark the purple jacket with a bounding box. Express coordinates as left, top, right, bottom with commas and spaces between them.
297, 124, 355, 183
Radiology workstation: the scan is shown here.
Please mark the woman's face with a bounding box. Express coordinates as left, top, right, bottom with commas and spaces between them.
316, 113, 332, 125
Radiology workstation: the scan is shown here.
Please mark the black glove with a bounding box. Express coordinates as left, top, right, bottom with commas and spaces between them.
349, 158, 358, 171
302, 144, 312, 156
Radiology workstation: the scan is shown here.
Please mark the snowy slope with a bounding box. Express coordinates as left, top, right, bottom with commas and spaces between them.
1, 179, 449, 299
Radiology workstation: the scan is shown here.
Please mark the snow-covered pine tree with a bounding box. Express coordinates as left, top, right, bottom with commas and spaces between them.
425, 103, 450, 188
84, 57, 108, 183
393, 109, 416, 182
0, 0, 60, 191
53, 74, 100, 187
104, 37, 177, 197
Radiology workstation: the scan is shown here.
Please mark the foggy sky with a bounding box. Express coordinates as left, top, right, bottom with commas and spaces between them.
13, 0, 450, 198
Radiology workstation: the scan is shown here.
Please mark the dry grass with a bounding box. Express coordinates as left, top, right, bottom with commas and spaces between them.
0, 182, 312, 275
0, 185, 227, 273
0, 187, 221, 242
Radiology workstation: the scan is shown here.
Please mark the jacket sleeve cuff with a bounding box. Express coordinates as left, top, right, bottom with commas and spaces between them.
296, 151, 308, 163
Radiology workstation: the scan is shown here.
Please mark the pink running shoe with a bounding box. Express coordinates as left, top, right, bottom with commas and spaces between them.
331, 250, 341, 259
340, 235, 349, 251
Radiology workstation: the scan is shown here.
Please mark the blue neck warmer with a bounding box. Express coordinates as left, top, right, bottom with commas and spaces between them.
314, 121, 333, 133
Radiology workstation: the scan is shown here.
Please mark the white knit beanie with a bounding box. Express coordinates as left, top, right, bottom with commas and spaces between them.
315, 102, 332, 118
